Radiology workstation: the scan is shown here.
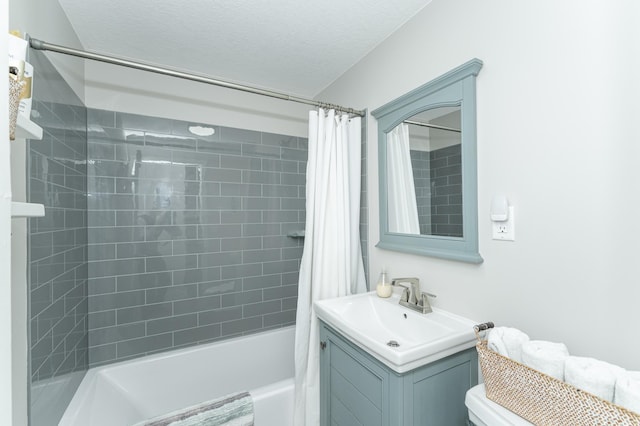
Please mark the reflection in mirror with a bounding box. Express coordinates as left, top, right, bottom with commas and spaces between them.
387, 107, 462, 237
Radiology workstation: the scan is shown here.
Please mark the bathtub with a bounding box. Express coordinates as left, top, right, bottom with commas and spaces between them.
59, 326, 295, 426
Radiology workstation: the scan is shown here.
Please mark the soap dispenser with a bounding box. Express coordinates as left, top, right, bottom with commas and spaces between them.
376, 270, 392, 298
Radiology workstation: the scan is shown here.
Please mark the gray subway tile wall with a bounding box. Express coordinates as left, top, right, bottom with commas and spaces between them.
29, 76, 89, 380
28, 49, 89, 425
87, 109, 308, 365
360, 115, 369, 283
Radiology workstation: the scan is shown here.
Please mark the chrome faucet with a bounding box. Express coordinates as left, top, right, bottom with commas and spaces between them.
391, 277, 436, 314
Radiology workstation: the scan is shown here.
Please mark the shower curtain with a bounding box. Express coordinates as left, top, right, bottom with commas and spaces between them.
294, 109, 367, 426
387, 123, 420, 234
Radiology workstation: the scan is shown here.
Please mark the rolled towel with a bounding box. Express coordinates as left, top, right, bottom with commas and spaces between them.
615, 371, 640, 414
564, 356, 624, 402
487, 327, 530, 363
521, 340, 569, 380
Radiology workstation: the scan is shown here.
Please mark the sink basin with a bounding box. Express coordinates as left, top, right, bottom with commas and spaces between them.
314, 291, 477, 373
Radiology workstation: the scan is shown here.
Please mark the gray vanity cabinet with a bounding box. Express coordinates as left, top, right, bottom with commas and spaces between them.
319, 322, 478, 426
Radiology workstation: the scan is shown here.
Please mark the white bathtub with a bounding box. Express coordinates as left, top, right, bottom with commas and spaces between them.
59, 326, 295, 426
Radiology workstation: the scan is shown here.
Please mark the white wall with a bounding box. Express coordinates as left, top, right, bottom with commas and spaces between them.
9, 0, 85, 101
85, 61, 311, 137
320, 0, 640, 370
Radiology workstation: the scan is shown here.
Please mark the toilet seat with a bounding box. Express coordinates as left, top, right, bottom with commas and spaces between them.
465, 384, 533, 426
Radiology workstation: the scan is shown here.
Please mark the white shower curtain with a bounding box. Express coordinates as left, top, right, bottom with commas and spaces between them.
294, 109, 367, 426
387, 123, 420, 234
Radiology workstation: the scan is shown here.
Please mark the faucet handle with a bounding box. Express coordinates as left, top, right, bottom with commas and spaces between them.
417, 292, 436, 314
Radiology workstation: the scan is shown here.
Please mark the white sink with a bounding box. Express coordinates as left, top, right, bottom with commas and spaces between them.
314, 290, 477, 373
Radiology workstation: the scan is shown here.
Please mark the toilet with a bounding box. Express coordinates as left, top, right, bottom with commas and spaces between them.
465, 384, 533, 425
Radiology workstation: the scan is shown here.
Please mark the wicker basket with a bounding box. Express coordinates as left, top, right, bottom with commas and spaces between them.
8, 74, 24, 140
474, 323, 640, 425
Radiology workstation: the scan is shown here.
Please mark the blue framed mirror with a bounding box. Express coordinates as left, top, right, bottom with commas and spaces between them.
371, 59, 483, 263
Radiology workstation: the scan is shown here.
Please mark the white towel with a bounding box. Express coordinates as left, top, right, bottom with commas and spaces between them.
564, 356, 623, 402
487, 327, 530, 363
615, 371, 640, 414
521, 340, 569, 380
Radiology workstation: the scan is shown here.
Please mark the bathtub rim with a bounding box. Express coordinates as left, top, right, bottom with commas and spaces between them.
60, 325, 295, 425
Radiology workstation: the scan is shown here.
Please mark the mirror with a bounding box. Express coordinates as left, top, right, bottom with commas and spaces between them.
386, 106, 462, 236
372, 59, 483, 263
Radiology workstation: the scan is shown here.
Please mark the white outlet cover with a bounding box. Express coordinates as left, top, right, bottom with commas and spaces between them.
492, 206, 515, 241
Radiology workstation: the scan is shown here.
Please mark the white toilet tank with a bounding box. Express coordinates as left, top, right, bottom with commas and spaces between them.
465, 384, 533, 426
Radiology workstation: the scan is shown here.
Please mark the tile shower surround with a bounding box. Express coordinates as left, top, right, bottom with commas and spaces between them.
28, 59, 89, 384
87, 110, 310, 365
25, 49, 367, 423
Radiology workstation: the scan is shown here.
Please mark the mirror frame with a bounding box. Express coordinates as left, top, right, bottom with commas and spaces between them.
371, 58, 483, 263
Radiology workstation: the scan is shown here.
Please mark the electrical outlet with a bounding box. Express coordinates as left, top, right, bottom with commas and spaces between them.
492, 206, 515, 241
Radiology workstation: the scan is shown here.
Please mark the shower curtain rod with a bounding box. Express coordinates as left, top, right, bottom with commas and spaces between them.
404, 119, 461, 133
29, 38, 365, 117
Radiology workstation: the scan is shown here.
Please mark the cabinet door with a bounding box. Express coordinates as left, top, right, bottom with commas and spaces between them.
407, 349, 478, 426
320, 324, 392, 426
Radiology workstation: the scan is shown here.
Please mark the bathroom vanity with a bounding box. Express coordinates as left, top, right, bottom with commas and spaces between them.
319, 322, 478, 426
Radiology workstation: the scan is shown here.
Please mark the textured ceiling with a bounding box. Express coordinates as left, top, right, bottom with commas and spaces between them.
57, 0, 432, 98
